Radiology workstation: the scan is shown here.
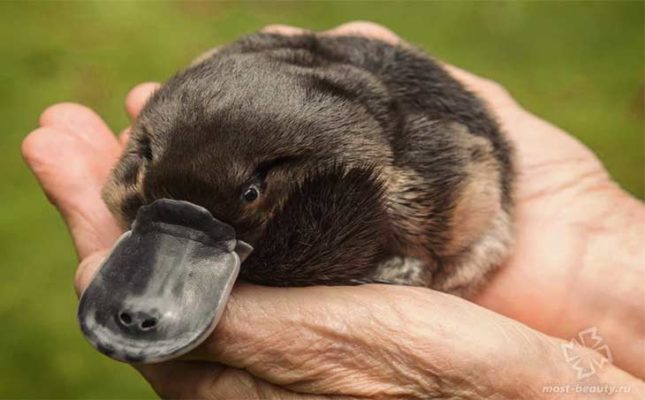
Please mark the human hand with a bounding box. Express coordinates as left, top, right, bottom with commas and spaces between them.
445, 58, 645, 378
246, 22, 645, 378
22, 21, 644, 397
19, 98, 645, 397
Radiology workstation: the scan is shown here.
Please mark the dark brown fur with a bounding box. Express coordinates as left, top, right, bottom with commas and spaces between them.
103, 32, 514, 296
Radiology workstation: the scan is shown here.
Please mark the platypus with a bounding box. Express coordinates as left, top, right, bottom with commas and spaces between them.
79, 31, 514, 362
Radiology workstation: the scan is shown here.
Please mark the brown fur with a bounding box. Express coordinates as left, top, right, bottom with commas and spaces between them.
103, 31, 515, 295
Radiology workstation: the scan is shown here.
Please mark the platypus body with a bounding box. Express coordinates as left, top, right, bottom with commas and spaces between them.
80, 31, 514, 362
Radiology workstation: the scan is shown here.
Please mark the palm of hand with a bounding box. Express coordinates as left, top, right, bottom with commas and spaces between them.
469, 83, 621, 333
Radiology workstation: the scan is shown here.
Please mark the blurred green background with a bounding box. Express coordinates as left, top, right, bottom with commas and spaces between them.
0, 1, 642, 398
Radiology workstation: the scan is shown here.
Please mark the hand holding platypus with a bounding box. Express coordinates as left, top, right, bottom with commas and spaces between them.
80, 23, 515, 362
24, 22, 645, 398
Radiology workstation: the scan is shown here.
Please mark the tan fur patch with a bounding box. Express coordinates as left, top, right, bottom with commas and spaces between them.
433, 209, 513, 297
445, 129, 502, 255
382, 165, 437, 258
431, 125, 512, 297
377, 123, 512, 296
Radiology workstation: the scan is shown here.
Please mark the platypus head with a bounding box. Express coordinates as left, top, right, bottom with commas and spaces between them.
103, 36, 392, 285
107, 46, 389, 234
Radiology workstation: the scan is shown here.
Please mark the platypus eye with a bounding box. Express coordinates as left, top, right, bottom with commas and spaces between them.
241, 184, 260, 203
240, 156, 299, 204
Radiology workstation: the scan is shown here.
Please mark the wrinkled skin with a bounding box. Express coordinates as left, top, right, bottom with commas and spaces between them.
23, 22, 644, 398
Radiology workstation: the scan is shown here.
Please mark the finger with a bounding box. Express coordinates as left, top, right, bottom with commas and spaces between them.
441, 64, 489, 91
189, 46, 221, 68
442, 64, 519, 112
22, 127, 123, 259
136, 362, 317, 399
260, 21, 402, 46
125, 82, 160, 121
187, 284, 467, 396
442, 63, 604, 172
39, 103, 118, 153
321, 21, 401, 45
191, 284, 615, 398
119, 127, 131, 148
23, 106, 124, 259
74, 249, 109, 297
261, 24, 309, 36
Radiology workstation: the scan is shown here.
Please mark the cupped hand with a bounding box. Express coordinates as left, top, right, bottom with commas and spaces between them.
308, 23, 644, 377
23, 22, 645, 397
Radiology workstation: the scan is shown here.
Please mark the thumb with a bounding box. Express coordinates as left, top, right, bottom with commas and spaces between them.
188, 284, 469, 396
22, 104, 124, 259
74, 249, 110, 297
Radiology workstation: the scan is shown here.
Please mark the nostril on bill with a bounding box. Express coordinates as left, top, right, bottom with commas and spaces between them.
119, 312, 133, 326
117, 309, 160, 331
140, 317, 158, 330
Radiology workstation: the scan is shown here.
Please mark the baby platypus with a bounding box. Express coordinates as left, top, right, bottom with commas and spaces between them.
107, 31, 514, 295
79, 30, 516, 362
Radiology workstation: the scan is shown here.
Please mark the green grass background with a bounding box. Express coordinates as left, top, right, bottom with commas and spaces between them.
0, 1, 642, 398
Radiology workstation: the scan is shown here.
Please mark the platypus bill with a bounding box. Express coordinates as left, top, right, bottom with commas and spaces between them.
78, 199, 252, 363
